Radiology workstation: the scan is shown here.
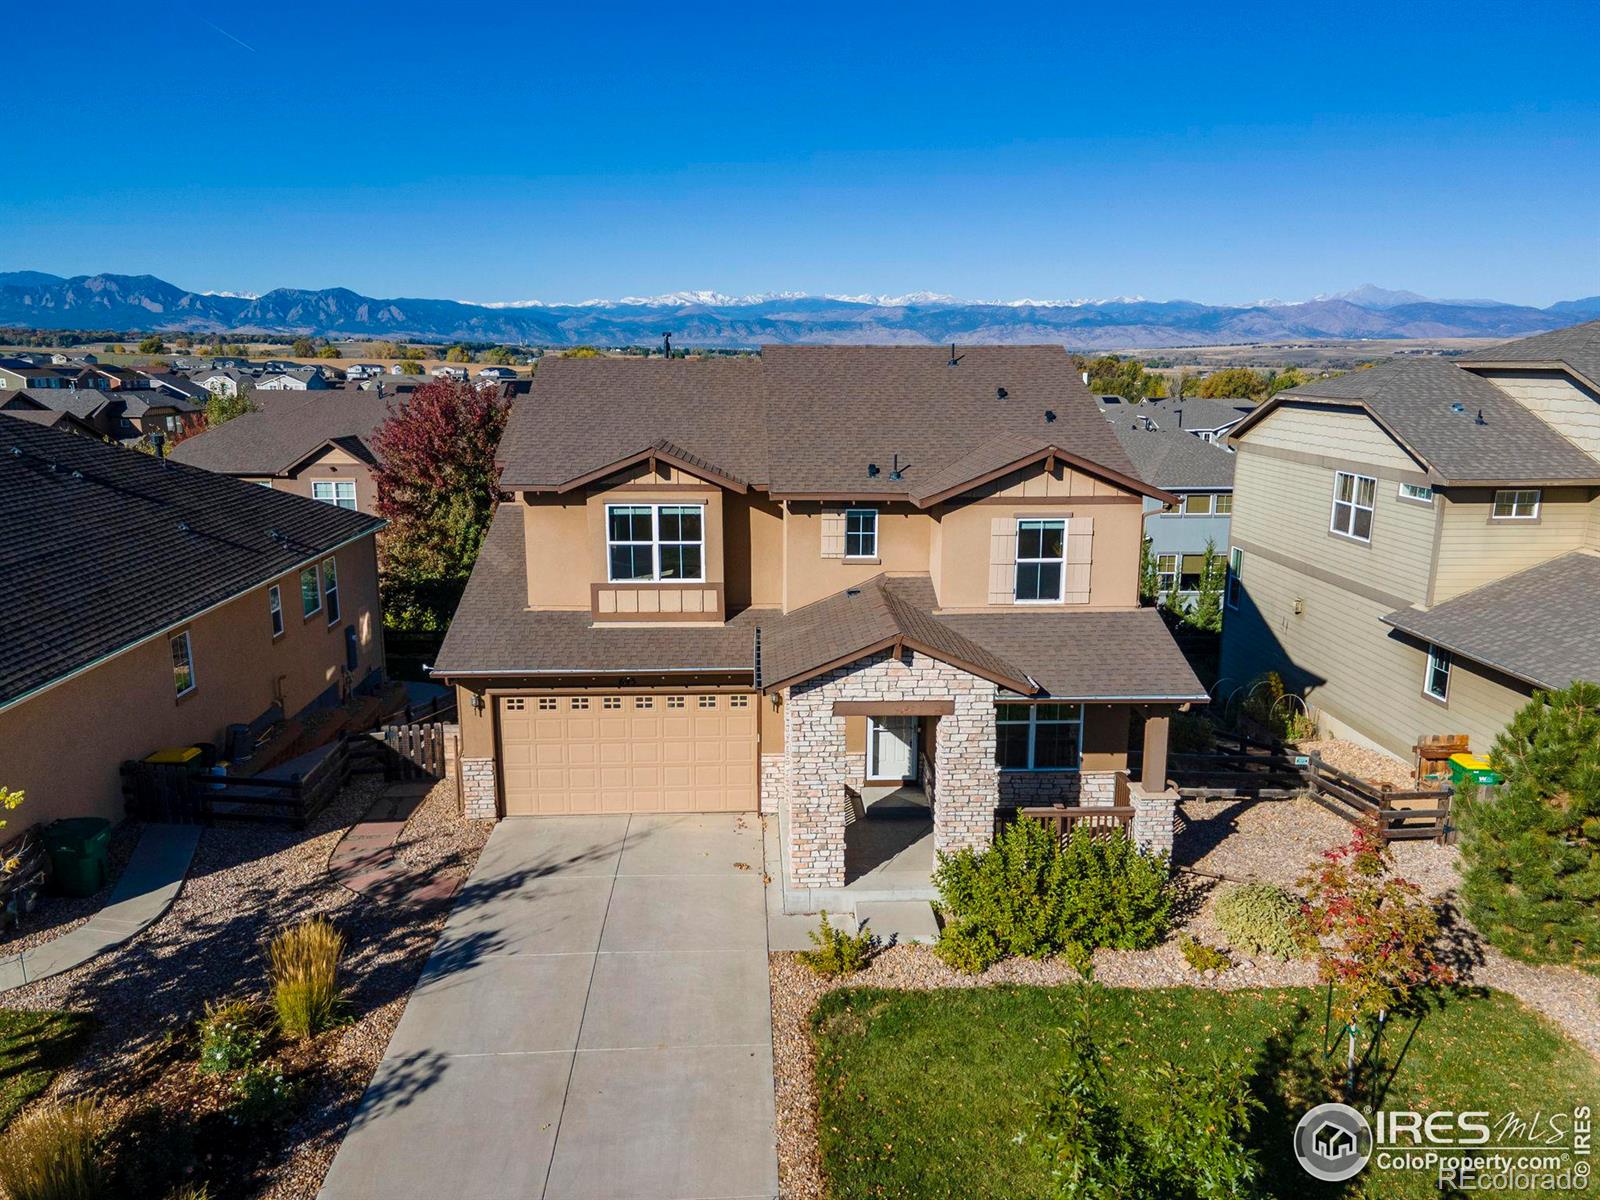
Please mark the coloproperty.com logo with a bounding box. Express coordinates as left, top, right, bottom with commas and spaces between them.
1295, 1102, 1593, 1191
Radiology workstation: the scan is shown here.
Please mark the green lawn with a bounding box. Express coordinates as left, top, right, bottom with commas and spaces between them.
0, 1009, 92, 1128
812, 986, 1600, 1199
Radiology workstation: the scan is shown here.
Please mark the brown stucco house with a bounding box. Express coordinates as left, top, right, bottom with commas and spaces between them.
0, 422, 387, 828
434, 346, 1205, 907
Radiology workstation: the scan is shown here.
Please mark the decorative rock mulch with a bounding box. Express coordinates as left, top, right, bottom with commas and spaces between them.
0, 776, 493, 1200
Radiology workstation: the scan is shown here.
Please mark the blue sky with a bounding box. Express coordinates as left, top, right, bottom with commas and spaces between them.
4, 0, 1596, 306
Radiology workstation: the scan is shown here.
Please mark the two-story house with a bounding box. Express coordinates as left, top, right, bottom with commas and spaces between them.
1105, 406, 1235, 605
434, 346, 1206, 906
1221, 320, 1600, 762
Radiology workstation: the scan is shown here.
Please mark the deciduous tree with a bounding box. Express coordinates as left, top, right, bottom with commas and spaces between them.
1195, 368, 1267, 400
205, 381, 256, 428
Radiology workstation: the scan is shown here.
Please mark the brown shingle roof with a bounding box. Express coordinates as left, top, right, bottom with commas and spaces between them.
1460, 318, 1600, 392
496, 345, 1145, 502
170, 385, 395, 475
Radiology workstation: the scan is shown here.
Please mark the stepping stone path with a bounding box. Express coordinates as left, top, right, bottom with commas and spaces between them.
328, 781, 463, 904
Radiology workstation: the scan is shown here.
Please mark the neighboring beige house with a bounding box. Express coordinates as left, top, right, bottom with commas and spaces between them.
0, 422, 387, 828
169, 385, 409, 512
433, 346, 1206, 909
1221, 319, 1600, 762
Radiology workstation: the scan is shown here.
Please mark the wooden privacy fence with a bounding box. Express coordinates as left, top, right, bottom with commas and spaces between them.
122, 739, 352, 828
1151, 729, 1308, 800
370, 723, 447, 780
1305, 753, 1453, 844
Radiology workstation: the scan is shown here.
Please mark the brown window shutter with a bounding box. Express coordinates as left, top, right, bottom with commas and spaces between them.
820, 506, 846, 558
1064, 515, 1093, 603
988, 516, 1017, 604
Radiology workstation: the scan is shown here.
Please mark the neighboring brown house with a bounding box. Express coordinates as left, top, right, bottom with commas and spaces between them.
0, 386, 202, 444
0, 406, 101, 438
1221, 319, 1600, 761
434, 346, 1205, 907
169, 384, 406, 512
0, 422, 387, 827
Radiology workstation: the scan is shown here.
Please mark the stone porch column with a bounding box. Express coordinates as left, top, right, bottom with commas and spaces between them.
784, 681, 850, 888
1129, 708, 1178, 859
931, 679, 1000, 856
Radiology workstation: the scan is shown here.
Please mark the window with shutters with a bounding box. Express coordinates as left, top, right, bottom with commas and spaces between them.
1014, 519, 1065, 603
844, 508, 878, 558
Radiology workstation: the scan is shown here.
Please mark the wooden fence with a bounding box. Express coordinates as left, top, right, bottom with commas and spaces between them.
363, 723, 448, 780
122, 738, 353, 828
1157, 729, 1309, 800
995, 804, 1136, 843
1305, 753, 1453, 844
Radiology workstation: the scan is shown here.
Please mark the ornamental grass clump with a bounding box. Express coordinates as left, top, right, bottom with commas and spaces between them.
933, 816, 1172, 974
268, 917, 345, 1040
197, 998, 264, 1074
799, 911, 880, 977
0, 1099, 106, 1200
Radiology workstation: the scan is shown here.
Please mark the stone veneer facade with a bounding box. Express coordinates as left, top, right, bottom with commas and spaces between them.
997, 770, 1118, 807
759, 754, 785, 815
784, 648, 997, 888
460, 757, 498, 820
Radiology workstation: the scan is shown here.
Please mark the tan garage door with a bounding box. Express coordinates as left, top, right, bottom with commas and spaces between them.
499, 692, 759, 815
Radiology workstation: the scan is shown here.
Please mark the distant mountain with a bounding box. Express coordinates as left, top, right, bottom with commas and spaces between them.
0, 272, 1589, 349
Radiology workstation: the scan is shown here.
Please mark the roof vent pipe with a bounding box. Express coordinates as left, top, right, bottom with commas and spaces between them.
996, 387, 1008, 400
947, 344, 963, 367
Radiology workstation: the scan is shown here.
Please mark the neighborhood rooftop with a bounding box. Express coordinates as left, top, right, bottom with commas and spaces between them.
1106, 409, 1236, 491
169, 384, 401, 475
1460, 317, 1600, 390
0, 421, 383, 709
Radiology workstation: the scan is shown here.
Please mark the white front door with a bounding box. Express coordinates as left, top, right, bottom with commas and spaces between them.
867, 716, 918, 782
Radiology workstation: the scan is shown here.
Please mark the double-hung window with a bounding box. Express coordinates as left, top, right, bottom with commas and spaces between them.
323, 557, 340, 624
1226, 547, 1243, 610
171, 631, 196, 698
1155, 553, 1179, 595
1425, 644, 1452, 702
312, 480, 358, 510
1491, 489, 1540, 520
1330, 471, 1376, 542
1182, 493, 1213, 516
268, 584, 284, 637
996, 703, 1083, 771
1014, 518, 1065, 603
606, 504, 705, 582
844, 508, 878, 558
300, 565, 322, 618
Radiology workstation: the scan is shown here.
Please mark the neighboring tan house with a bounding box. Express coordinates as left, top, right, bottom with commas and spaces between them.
1221, 320, 1600, 761
256, 368, 330, 392
1106, 405, 1235, 606
169, 385, 402, 512
0, 387, 200, 444
434, 346, 1206, 908
0, 422, 386, 827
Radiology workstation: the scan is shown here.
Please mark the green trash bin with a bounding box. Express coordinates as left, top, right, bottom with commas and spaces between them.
1448, 753, 1504, 788
43, 818, 112, 898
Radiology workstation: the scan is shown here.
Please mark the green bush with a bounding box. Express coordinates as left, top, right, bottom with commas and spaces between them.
228, 1062, 297, 1128
1214, 882, 1304, 961
798, 911, 880, 977
1027, 999, 1262, 1200
1178, 933, 1231, 974
0, 1099, 106, 1200
268, 918, 345, 1040
197, 998, 263, 1074
933, 817, 1172, 974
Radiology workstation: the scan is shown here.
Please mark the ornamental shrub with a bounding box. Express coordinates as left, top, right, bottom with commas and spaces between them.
197, 998, 264, 1074
1178, 933, 1231, 974
0, 1100, 106, 1200
268, 918, 345, 1040
1458, 682, 1600, 971
933, 817, 1172, 973
798, 911, 879, 977
1213, 882, 1305, 961
228, 1062, 297, 1127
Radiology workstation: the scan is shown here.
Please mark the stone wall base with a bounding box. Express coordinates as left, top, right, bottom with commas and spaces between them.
998, 770, 1120, 807
759, 754, 785, 815
460, 757, 499, 820
1128, 782, 1178, 859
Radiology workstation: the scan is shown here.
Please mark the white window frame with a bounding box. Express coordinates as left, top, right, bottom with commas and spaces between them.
1226, 547, 1243, 610
1397, 482, 1435, 505
171, 631, 197, 698
1156, 552, 1179, 596
1329, 470, 1376, 542
1213, 493, 1233, 515
1181, 493, 1213, 516
1424, 644, 1452, 703
995, 702, 1084, 772
605, 503, 706, 583
300, 564, 322, 618
1491, 488, 1541, 520
312, 479, 358, 510
844, 507, 878, 559
268, 584, 284, 638
322, 556, 340, 625
1014, 518, 1066, 604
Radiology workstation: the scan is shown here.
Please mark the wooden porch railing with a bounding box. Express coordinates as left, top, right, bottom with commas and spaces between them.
994, 803, 1136, 844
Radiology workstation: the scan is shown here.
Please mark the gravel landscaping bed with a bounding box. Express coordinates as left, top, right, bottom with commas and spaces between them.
1296, 736, 1417, 788
0, 777, 492, 1199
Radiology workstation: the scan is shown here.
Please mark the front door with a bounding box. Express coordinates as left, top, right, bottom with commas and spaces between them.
867, 716, 919, 783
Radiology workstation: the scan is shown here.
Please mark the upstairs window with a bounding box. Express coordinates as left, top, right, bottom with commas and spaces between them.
171, 631, 196, 698
1491, 489, 1540, 520
313, 480, 357, 510
845, 508, 878, 558
268, 584, 284, 637
1398, 482, 1435, 504
1014, 518, 1065, 603
1214, 493, 1233, 515
1330, 471, 1376, 542
322, 557, 340, 624
606, 504, 704, 582
1181, 493, 1213, 516
1425, 644, 1452, 702
300, 565, 322, 618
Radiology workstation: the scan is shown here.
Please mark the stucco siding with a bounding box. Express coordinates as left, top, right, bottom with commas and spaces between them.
1432, 487, 1596, 602
0, 536, 384, 828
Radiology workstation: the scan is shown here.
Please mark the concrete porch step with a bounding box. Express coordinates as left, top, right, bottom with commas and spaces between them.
853, 900, 940, 945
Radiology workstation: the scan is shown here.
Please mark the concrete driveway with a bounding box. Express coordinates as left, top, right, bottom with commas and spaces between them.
319, 813, 778, 1200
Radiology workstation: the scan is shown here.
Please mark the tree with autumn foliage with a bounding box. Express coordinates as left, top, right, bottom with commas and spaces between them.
370, 378, 510, 631
1300, 822, 1453, 1087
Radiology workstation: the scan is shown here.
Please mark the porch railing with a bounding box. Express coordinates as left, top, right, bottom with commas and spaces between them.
994, 803, 1136, 844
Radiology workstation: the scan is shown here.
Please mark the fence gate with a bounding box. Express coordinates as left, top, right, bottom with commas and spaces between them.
378, 723, 447, 780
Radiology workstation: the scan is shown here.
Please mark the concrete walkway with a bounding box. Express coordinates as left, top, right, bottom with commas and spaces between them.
319, 813, 778, 1200
0, 823, 200, 992
329, 780, 461, 903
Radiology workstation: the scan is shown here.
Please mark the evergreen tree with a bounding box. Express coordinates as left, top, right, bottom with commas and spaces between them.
1185, 541, 1225, 633
1138, 535, 1160, 605
1458, 682, 1600, 970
